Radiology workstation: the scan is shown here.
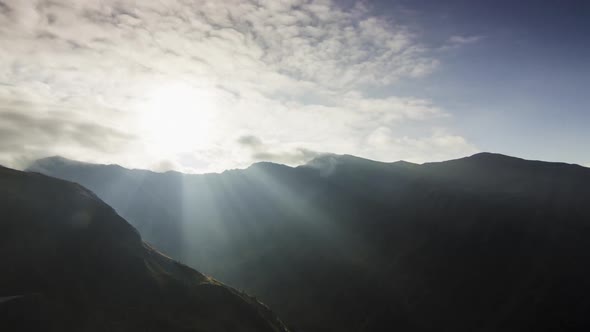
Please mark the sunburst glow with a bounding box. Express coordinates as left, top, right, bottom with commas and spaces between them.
141, 83, 217, 155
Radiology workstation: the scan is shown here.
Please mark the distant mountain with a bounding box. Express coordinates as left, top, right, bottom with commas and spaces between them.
28, 153, 590, 331
0, 166, 289, 332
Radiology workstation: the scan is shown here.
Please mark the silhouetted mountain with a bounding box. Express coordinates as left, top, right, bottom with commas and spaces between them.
28, 153, 590, 331
0, 166, 289, 332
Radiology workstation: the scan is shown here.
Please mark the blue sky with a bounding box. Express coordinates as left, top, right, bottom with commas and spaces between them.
370, 0, 590, 164
0, 0, 588, 171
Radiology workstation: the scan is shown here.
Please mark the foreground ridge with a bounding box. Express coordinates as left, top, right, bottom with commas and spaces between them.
0, 165, 289, 332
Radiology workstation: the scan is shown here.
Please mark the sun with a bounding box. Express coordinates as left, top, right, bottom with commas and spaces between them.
140, 82, 217, 154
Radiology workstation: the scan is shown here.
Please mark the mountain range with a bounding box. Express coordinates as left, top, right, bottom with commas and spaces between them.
0, 165, 289, 332
23, 152, 590, 331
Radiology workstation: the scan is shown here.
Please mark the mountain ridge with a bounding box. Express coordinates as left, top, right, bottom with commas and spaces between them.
24, 152, 590, 331
29, 152, 590, 178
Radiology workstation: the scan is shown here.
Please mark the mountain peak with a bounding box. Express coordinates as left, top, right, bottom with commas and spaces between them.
389, 160, 419, 167
419, 152, 526, 168
459, 152, 583, 169
27, 156, 88, 173
304, 153, 386, 168
247, 161, 293, 172
468, 152, 522, 161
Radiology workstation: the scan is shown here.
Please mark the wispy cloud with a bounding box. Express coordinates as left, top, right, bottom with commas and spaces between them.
0, 97, 136, 169
0, 0, 477, 171
439, 35, 484, 51
449, 35, 483, 45
237, 134, 320, 165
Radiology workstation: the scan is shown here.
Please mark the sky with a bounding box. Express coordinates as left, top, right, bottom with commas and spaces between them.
0, 0, 588, 172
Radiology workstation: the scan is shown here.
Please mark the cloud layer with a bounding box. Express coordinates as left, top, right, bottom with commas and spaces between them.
0, 0, 477, 172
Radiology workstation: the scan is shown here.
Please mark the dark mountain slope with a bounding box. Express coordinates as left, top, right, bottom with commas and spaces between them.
0, 165, 289, 332
28, 153, 590, 331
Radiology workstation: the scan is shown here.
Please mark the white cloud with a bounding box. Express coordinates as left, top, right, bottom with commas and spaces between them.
364, 127, 478, 163
449, 35, 483, 45
0, 0, 476, 172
